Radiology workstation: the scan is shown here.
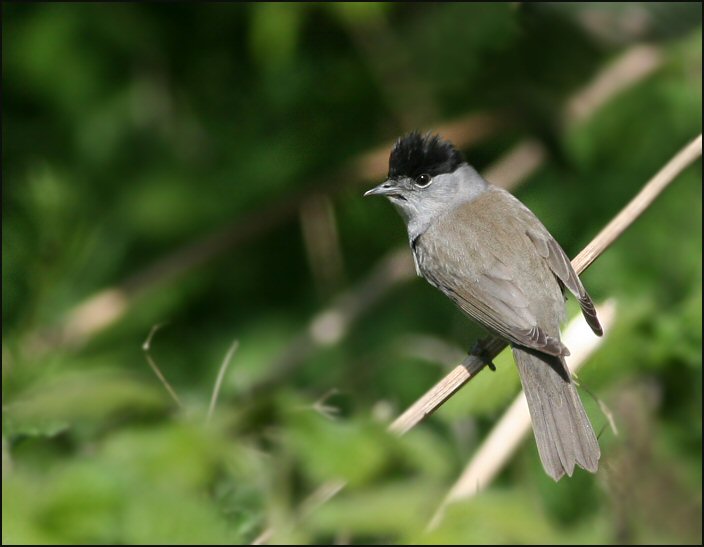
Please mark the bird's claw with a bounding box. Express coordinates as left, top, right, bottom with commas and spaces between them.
471, 338, 497, 371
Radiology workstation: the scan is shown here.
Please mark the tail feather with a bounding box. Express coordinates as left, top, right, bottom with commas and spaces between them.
512, 346, 600, 481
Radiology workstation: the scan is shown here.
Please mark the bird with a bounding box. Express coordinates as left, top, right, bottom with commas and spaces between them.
364, 131, 602, 480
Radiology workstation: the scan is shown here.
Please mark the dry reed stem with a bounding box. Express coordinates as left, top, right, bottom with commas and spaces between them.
206, 339, 240, 424
142, 323, 183, 409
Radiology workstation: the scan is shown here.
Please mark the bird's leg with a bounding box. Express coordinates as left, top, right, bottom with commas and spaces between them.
470, 337, 497, 371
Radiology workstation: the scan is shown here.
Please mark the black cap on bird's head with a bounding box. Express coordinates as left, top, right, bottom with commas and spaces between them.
388, 131, 465, 181
364, 131, 474, 203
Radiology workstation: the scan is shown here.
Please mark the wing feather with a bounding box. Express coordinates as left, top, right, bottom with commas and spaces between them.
418, 244, 569, 356
526, 228, 603, 336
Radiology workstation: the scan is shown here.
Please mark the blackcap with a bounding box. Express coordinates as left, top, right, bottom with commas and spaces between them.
365, 132, 602, 480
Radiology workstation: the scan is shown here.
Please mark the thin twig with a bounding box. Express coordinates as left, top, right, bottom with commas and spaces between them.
311, 388, 341, 421
206, 339, 240, 424
482, 138, 547, 190
142, 323, 183, 409
580, 383, 620, 437
566, 45, 663, 125
299, 195, 346, 296
573, 134, 703, 274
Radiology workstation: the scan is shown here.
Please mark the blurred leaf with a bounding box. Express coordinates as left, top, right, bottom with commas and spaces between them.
326, 2, 389, 26
249, 3, 305, 73
285, 406, 392, 487
438, 346, 520, 418
306, 479, 441, 539
422, 490, 608, 544
4, 369, 167, 438
101, 421, 228, 490
3, 422, 241, 544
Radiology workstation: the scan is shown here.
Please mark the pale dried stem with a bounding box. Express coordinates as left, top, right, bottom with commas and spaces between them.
142, 324, 183, 409
566, 45, 663, 125
206, 339, 240, 424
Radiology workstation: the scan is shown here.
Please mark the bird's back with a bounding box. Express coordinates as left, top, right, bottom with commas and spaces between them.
414, 186, 566, 341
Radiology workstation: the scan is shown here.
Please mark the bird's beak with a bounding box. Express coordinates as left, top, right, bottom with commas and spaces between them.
364, 180, 398, 197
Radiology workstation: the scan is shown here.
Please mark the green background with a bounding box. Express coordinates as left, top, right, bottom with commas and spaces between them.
3, 2, 702, 544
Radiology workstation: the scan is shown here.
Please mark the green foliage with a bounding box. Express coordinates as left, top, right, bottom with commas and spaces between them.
3, 2, 702, 544
5, 420, 247, 544
4, 368, 167, 438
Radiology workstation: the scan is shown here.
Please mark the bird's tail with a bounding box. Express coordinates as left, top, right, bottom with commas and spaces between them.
512, 346, 600, 481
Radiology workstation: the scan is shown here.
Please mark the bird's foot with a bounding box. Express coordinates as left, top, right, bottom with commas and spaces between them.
470, 337, 497, 371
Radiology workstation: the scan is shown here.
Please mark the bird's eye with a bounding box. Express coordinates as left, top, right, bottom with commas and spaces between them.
415, 173, 432, 188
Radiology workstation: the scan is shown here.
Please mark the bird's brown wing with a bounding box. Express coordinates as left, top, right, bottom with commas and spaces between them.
525, 228, 603, 336
416, 223, 569, 357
